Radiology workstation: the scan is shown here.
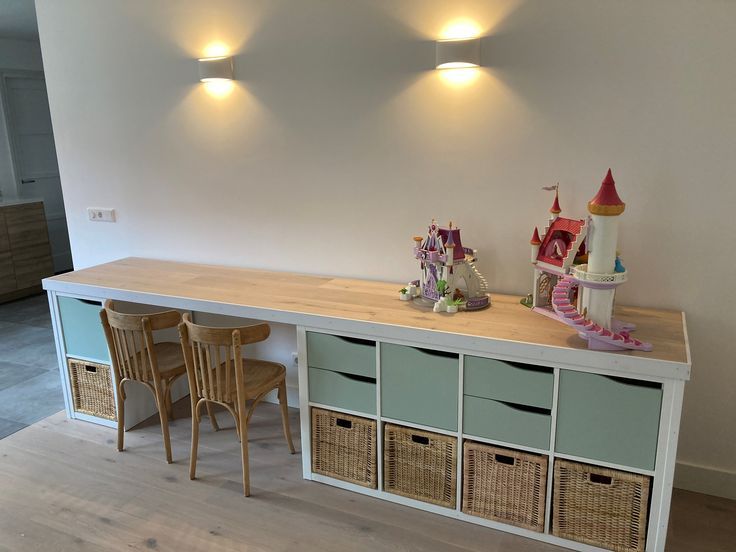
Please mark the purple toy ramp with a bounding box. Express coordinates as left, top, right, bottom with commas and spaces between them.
550, 275, 652, 352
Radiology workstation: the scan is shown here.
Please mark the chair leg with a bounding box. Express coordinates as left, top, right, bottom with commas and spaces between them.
156, 391, 173, 464
165, 382, 175, 421
190, 400, 200, 480
239, 415, 250, 496
205, 401, 220, 431
116, 381, 126, 452
278, 381, 296, 454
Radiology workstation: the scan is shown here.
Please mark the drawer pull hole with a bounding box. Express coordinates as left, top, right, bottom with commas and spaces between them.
84, 365, 98, 373
589, 473, 613, 485
79, 299, 103, 306
335, 418, 352, 429
411, 435, 429, 445
494, 454, 516, 466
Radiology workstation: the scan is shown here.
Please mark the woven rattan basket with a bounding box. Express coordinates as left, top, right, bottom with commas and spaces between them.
553, 459, 650, 552
311, 407, 377, 488
68, 358, 116, 421
384, 423, 457, 508
462, 440, 548, 532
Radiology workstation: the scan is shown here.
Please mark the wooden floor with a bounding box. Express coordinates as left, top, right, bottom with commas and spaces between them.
1, 403, 733, 552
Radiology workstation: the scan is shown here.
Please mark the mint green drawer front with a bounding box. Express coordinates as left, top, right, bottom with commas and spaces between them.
58, 296, 110, 362
381, 343, 458, 431
464, 356, 553, 409
463, 395, 551, 450
307, 332, 376, 378
556, 371, 662, 470
309, 367, 376, 415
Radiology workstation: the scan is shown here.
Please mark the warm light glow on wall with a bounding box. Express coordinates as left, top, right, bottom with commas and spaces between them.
203, 79, 235, 99
203, 41, 230, 58
440, 18, 482, 40
438, 67, 481, 87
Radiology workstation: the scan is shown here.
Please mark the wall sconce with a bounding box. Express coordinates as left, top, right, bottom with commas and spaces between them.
198, 56, 234, 82
435, 38, 480, 69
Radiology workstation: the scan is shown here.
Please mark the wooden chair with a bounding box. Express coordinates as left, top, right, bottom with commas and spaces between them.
99, 300, 189, 463
178, 313, 295, 496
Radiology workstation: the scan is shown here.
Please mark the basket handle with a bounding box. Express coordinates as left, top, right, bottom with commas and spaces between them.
589, 473, 613, 485
494, 453, 516, 466
85, 365, 98, 373
335, 418, 353, 429
411, 434, 430, 445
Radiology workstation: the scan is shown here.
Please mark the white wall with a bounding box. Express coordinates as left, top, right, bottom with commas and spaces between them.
35, 0, 736, 498
0, 37, 43, 199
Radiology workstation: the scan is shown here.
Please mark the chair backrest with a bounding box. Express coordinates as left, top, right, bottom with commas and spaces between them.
178, 313, 270, 404
100, 299, 182, 384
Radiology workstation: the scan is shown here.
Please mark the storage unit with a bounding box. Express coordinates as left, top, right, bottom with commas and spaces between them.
462, 440, 547, 532
553, 459, 651, 552
381, 344, 458, 431
57, 296, 110, 362
555, 371, 662, 470
311, 407, 377, 488
383, 423, 457, 508
68, 358, 116, 421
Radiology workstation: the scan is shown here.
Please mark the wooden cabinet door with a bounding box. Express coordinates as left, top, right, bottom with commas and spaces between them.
4, 202, 54, 289
0, 211, 17, 294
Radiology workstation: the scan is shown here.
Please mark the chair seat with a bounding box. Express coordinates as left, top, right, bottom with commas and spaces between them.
206, 358, 285, 403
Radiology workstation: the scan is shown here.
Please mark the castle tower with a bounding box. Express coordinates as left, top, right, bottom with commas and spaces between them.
583, 169, 626, 328
587, 169, 625, 274
530, 227, 541, 263
549, 189, 561, 223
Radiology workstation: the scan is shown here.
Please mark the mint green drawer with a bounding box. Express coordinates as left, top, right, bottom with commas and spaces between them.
58, 296, 110, 362
307, 332, 376, 378
555, 371, 662, 470
381, 343, 459, 431
464, 356, 553, 409
464, 395, 551, 450
308, 366, 376, 415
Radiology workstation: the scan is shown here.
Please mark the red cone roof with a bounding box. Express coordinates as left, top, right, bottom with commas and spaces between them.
530, 227, 541, 245
550, 191, 561, 214
588, 169, 625, 216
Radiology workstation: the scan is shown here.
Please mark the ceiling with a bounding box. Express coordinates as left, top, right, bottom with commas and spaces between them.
0, 0, 39, 40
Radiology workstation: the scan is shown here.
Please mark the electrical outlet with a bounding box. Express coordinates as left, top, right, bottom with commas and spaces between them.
291, 352, 299, 366
87, 207, 116, 222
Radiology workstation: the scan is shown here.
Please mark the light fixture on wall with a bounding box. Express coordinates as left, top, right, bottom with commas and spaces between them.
435, 37, 480, 70
198, 56, 234, 82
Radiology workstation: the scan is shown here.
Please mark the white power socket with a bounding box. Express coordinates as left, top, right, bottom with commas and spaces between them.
87, 207, 116, 222
291, 352, 299, 366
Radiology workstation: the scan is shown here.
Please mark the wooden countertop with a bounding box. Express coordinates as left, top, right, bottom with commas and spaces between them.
44, 257, 690, 378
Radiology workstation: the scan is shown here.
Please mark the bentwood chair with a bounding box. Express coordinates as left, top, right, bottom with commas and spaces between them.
178, 313, 295, 496
99, 300, 190, 463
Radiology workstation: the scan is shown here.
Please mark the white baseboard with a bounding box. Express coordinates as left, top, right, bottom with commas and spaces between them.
675, 461, 736, 500
259, 384, 299, 410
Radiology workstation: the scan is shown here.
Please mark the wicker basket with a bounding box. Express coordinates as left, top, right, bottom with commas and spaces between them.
553, 459, 650, 552
383, 423, 457, 508
462, 440, 548, 532
311, 407, 377, 488
68, 359, 116, 421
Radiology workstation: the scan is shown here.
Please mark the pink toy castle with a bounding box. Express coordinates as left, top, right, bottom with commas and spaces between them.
530, 170, 652, 352
407, 220, 490, 311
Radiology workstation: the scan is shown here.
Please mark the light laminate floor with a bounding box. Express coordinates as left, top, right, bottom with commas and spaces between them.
1, 401, 734, 552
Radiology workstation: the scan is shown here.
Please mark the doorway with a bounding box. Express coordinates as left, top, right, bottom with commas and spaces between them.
1, 71, 71, 272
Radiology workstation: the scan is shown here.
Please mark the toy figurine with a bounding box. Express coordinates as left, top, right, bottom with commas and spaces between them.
400, 220, 490, 312
529, 170, 652, 351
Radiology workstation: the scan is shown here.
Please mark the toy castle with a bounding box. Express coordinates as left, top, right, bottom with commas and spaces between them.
402, 220, 490, 312
529, 170, 652, 351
